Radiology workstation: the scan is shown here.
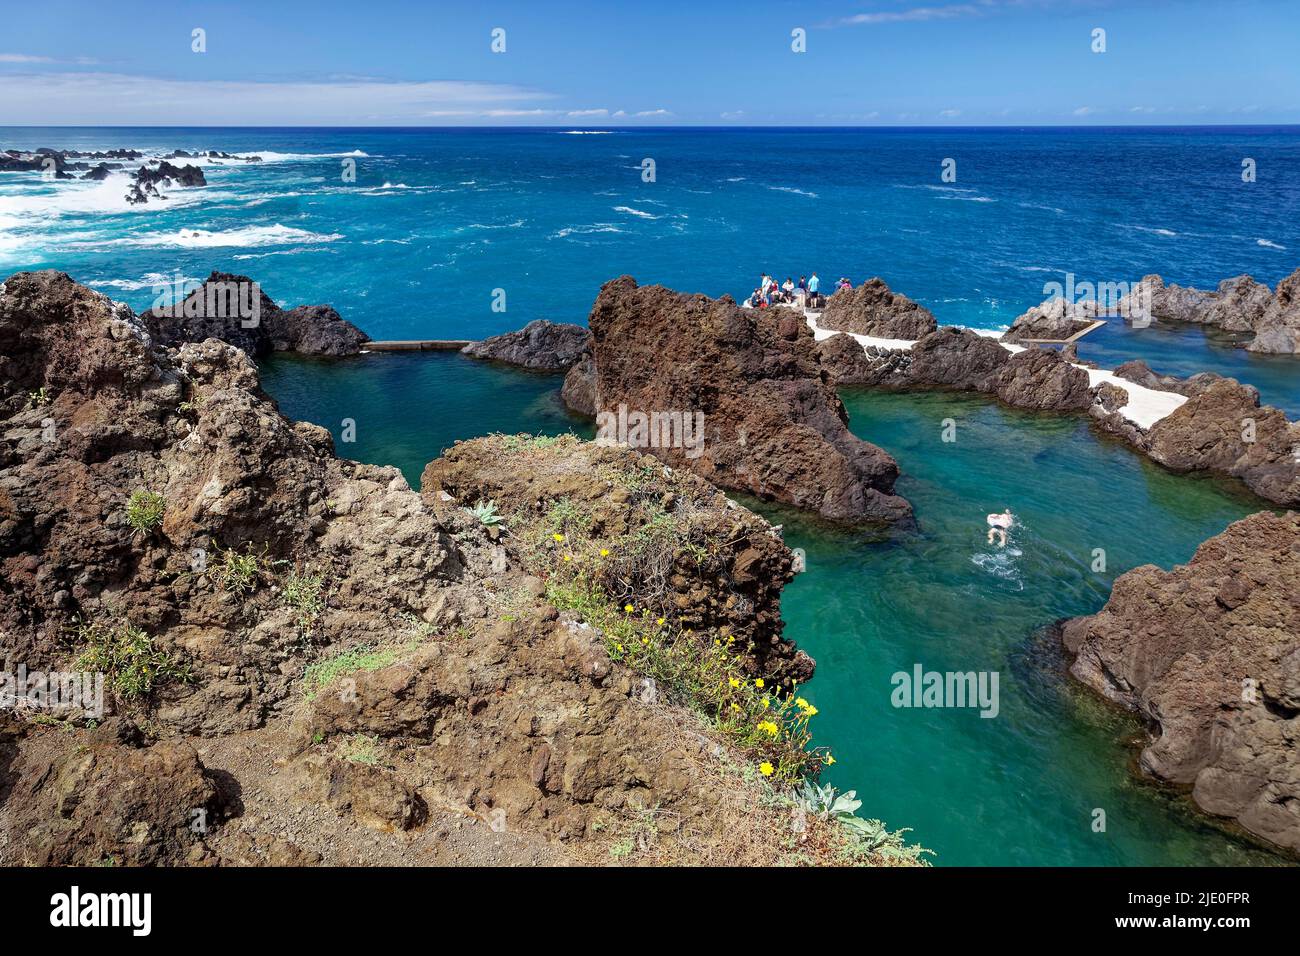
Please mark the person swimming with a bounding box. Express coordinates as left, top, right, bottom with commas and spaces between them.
986, 508, 1014, 548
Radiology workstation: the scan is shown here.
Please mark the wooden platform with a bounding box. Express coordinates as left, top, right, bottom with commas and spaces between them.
1015, 318, 1107, 345
365, 339, 475, 351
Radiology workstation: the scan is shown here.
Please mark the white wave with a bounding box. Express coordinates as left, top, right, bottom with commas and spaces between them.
82, 223, 343, 250
462, 220, 526, 230
0, 174, 206, 222
1123, 224, 1178, 237
765, 185, 818, 198
87, 272, 200, 292
1256, 238, 1287, 250
559, 130, 614, 135
231, 246, 336, 260
612, 205, 660, 219
553, 223, 623, 238
723, 177, 746, 182
1018, 202, 1065, 214
234, 149, 370, 163
936, 194, 996, 203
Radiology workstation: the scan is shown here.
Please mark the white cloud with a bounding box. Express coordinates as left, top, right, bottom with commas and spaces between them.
634, 109, 673, 117
567, 108, 609, 117
0, 53, 54, 63
939, 108, 962, 118
1073, 106, 1096, 116
0, 72, 557, 125
720, 110, 745, 119
838, 4, 982, 26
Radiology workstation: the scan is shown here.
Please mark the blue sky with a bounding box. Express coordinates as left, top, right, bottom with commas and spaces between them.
2, 0, 1296, 125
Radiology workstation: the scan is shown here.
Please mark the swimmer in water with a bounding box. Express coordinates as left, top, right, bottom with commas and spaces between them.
986, 508, 1014, 548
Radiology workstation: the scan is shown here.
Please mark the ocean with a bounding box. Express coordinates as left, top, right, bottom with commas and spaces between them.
4, 125, 1298, 864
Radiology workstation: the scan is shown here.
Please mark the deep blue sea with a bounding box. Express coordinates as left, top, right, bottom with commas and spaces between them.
4, 126, 1298, 865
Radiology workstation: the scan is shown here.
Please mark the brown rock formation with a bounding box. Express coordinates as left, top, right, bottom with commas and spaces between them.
0, 270, 883, 866
1119, 269, 1299, 353
141, 271, 369, 357
462, 319, 590, 370
1060, 511, 1300, 852
422, 434, 812, 684
818, 277, 938, 340
578, 276, 911, 524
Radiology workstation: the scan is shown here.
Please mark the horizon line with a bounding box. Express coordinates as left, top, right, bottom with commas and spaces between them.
4, 122, 1299, 131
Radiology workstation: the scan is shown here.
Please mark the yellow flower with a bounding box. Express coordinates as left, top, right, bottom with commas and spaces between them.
656, 617, 664, 626
730, 702, 741, 713
600, 548, 610, 557
825, 754, 836, 766
727, 636, 735, 644
728, 677, 741, 688
562, 554, 572, 562
805, 705, 818, 717
796, 697, 810, 709
754, 678, 765, 689
757, 720, 779, 737
552, 533, 564, 542
759, 761, 774, 777
624, 604, 634, 614
615, 643, 624, 653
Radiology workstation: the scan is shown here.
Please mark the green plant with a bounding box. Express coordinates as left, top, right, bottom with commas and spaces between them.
499, 432, 568, 453
796, 781, 863, 822
283, 568, 326, 635
73, 618, 191, 700
341, 734, 381, 765
302, 643, 405, 699
178, 391, 207, 413
124, 489, 166, 536
212, 544, 264, 594
27, 386, 49, 408
469, 499, 504, 527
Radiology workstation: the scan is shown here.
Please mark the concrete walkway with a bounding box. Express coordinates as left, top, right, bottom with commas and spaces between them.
802, 309, 1187, 430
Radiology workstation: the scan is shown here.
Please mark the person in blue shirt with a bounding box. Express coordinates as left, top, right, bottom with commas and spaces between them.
808, 273, 819, 294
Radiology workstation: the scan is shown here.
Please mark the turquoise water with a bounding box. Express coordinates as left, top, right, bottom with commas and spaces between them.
263, 353, 1284, 866
6, 126, 1298, 865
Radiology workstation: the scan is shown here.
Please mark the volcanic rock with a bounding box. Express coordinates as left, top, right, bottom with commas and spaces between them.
579, 276, 911, 524
818, 277, 937, 340
1061, 510, 1300, 852
462, 319, 590, 370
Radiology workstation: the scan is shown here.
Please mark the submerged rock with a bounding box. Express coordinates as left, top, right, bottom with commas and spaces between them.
1061, 510, 1300, 853
462, 319, 590, 370
579, 276, 911, 524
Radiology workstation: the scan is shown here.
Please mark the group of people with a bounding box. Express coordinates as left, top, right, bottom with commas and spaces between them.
746, 272, 823, 309
744, 272, 861, 309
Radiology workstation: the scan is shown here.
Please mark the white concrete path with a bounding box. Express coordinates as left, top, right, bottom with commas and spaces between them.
802, 310, 1187, 430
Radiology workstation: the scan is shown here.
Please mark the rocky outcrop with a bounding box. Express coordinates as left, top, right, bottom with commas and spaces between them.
993, 347, 1093, 411
422, 434, 813, 685
0, 270, 874, 866
817, 277, 937, 340
142, 271, 369, 357
824, 327, 1091, 412
126, 161, 207, 205
561, 354, 596, 416
462, 319, 590, 371
821, 329, 1299, 506
1001, 297, 1100, 343
1060, 511, 1300, 852
579, 277, 911, 525
1093, 362, 1300, 507
1120, 270, 1299, 353
1250, 269, 1300, 354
